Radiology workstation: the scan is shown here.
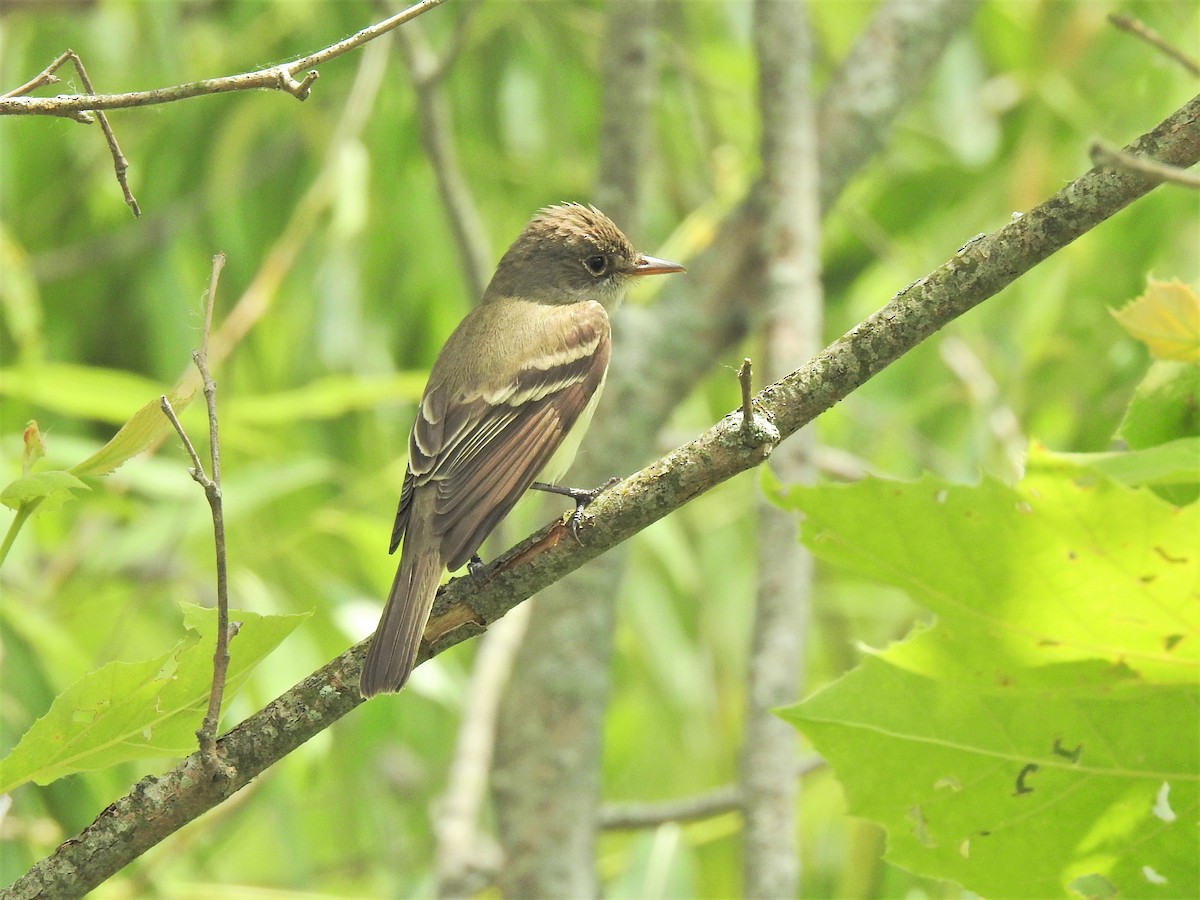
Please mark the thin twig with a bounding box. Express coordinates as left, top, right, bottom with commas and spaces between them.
161, 253, 234, 776
60, 51, 140, 217
0, 0, 449, 116
194, 253, 232, 773
1108, 13, 1200, 77
5, 51, 139, 210
738, 357, 755, 436
160, 397, 205, 475
1090, 140, 1200, 188
0, 51, 92, 123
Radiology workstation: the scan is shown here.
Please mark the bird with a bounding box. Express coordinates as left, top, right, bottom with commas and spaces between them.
360, 203, 685, 697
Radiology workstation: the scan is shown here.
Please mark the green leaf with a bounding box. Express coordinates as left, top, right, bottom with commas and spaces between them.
0, 604, 307, 793
0, 470, 89, 511
774, 472, 1199, 896
779, 474, 1197, 684
70, 389, 192, 478
1030, 438, 1200, 488
780, 658, 1199, 898
1119, 361, 1200, 450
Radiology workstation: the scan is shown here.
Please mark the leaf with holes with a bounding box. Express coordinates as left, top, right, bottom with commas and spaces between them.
773, 470, 1199, 897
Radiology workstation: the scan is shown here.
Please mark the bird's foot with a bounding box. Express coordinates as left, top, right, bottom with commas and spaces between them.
531, 477, 621, 544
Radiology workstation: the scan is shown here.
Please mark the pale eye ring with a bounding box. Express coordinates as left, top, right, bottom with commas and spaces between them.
584, 254, 609, 276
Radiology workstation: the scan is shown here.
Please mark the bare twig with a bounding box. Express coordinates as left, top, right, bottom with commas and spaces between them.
1090, 140, 1200, 188
1108, 12, 1200, 77
0, 52, 92, 122
63, 51, 140, 217
0, 0, 448, 116
161, 253, 234, 776
3, 50, 139, 215
193, 253, 232, 772
602, 785, 743, 831
738, 358, 755, 435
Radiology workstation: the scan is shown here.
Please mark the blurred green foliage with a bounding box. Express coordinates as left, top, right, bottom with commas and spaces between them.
0, 0, 1197, 896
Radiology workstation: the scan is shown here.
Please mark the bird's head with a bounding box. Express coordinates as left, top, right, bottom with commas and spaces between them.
485, 202, 684, 307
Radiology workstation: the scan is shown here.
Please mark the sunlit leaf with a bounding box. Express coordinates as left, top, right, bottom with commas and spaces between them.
774, 471, 1199, 896
1112, 279, 1200, 362
1119, 361, 1200, 450
70, 389, 193, 478
781, 659, 1198, 898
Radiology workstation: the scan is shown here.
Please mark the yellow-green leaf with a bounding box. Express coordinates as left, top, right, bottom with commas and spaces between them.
1112, 279, 1200, 362
0, 470, 89, 511
70, 389, 193, 478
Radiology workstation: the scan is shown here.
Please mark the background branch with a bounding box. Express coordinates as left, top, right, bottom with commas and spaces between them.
9, 88, 1195, 899
601, 756, 825, 830
0, 0, 448, 115
741, 0, 822, 895
395, 10, 492, 296
491, 0, 660, 894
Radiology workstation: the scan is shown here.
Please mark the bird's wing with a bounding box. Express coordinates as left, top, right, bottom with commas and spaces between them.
398, 302, 611, 571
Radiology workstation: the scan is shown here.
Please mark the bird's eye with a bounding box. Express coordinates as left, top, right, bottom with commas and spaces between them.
584, 254, 609, 276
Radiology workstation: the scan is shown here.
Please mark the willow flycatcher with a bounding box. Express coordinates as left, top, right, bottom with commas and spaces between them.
360, 203, 685, 697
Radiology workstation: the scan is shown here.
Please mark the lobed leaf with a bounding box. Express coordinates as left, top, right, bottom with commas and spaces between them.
774, 469, 1199, 895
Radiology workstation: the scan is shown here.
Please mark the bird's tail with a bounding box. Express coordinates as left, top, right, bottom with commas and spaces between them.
360, 516, 443, 697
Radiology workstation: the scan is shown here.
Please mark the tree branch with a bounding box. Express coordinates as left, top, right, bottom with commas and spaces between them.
8, 90, 1196, 900
0, 0, 448, 115
491, 1, 663, 896
742, 0, 821, 895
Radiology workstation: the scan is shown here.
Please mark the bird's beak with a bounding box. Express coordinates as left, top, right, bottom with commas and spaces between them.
629, 255, 686, 276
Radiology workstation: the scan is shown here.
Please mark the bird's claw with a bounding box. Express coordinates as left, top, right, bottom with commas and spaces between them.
532, 477, 621, 545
